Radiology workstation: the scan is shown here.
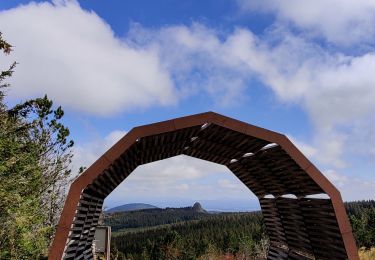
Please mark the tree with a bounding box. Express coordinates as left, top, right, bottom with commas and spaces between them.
0, 32, 74, 258
9, 95, 74, 238
0, 32, 16, 107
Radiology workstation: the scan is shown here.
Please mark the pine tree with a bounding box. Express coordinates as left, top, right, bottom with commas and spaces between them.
0, 32, 74, 258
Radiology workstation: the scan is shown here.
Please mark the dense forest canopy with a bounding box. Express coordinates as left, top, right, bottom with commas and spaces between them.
106, 200, 375, 260
106, 205, 267, 259
106, 203, 212, 232
345, 200, 375, 250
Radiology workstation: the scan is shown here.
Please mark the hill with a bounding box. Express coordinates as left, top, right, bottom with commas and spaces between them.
107, 200, 375, 259
106, 203, 158, 213
111, 211, 265, 259
192, 202, 206, 213
105, 202, 212, 232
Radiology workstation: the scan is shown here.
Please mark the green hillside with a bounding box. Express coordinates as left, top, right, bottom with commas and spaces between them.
105, 202, 211, 232
106, 200, 375, 260
109, 211, 266, 259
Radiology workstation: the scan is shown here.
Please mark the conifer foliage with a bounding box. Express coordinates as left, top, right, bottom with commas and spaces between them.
346, 200, 375, 249
108, 201, 375, 259
0, 32, 74, 259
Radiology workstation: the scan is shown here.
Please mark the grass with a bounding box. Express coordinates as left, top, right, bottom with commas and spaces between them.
359, 247, 375, 260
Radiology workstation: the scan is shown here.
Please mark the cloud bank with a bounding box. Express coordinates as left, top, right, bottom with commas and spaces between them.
73, 130, 255, 208
238, 0, 375, 46
1, 0, 374, 201
0, 0, 175, 115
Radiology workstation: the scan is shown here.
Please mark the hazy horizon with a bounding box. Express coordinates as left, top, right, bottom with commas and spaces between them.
105, 199, 261, 212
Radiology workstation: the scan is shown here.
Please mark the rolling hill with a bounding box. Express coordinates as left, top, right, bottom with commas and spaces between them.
105, 203, 159, 213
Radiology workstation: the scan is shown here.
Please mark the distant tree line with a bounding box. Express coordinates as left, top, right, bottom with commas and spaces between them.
345, 200, 375, 249
109, 212, 268, 260
106, 206, 214, 232
108, 200, 375, 259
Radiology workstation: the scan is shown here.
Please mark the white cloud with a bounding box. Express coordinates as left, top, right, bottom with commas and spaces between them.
324, 170, 375, 201
217, 179, 249, 192
288, 132, 346, 169
106, 155, 258, 207
61, 17, 375, 178
104, 151, 263, 204
72, 129, 126, 174
0, 0, 176, 115
217, 28, 375, 131
73, 130, 372, 205
316, 131, 347, 168
287, 135, 317, 159
72, 132, 251, 204
175, 183, 190, 191
2, 1, 374, 200
325, 169, 348, 187
128, 24, 375, 168
127, 23, 252, 106
238, 0, 375, 46
4, 1, 374, 144
129, 155, 227, 184
129, 24, 375, 129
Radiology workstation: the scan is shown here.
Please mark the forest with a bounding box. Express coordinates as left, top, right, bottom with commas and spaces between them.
107, 200, 375, 260
106, 203, 213, 232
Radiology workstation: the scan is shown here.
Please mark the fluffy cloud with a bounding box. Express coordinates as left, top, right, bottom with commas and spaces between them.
68, 17, 375, 188
4, 1, 375, 140
287, 135, 318, 160
128, 24, 375, 168
127, 23, 252, 106
126, 155, 227, 185
107, 156, 257, 208
0, 0, 175, 115
238, 0, 375, 46
72, 129, 127, 174
72, 130, 255, 207
129, 24, 375, 129
324, 170, 375, 200
107, 155, 253, 200
216, 28, 375, 131
2, 0, 374, 200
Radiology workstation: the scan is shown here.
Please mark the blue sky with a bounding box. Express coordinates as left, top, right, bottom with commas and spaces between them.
1, 0, 374, 210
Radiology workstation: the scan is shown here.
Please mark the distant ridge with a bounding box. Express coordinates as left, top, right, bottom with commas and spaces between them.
106, 203, 158, 213
105, 202, 212, 232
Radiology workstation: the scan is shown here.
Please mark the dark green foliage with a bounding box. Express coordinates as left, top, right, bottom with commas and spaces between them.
106, 206, 213, 232
346, 200, 375, 249
108, 210, 266, 259
0, 32, 74, 258
345, 200, 375, 216
0, 32, 16, 106
108, 200, 375, 259
0, 32, 12, 54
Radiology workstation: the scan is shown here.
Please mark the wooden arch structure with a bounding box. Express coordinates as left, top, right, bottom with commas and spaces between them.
49, 112, 358, 260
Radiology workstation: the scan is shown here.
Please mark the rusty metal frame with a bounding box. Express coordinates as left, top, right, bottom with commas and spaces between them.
49, 112, 358, 259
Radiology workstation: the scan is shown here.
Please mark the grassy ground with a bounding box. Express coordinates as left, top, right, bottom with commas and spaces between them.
359, 247, 375, 260
199, 248, 375, 260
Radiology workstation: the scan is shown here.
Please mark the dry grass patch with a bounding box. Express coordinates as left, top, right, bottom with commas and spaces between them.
359, 247, 375, 260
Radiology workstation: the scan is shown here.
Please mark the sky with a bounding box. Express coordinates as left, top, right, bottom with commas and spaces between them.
0, 0, 374, 211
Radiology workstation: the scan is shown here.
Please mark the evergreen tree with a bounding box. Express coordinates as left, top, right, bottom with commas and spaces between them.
0, 32, 74, 258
